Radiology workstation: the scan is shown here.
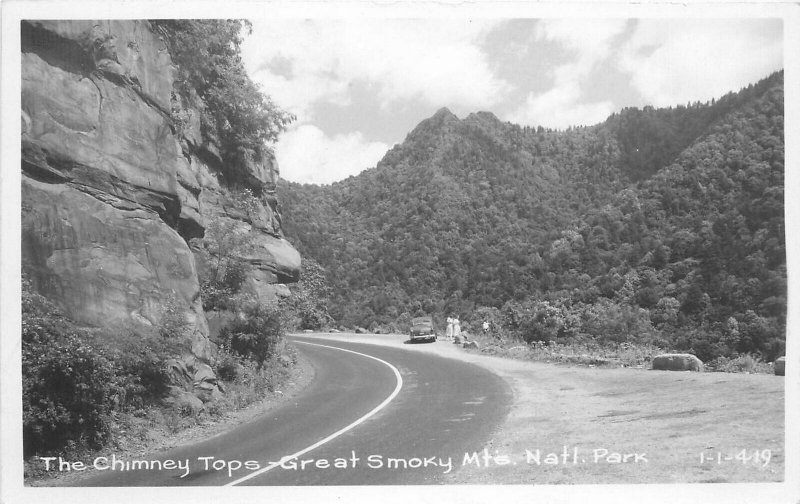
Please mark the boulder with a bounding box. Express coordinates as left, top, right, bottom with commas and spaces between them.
195, 182, 301, 298
164, 386, 204, 415
774, 356, 786, 376
239, 233, 302, 285
165, 358, 193, 389
652, 353, 704, 372
193, 362, 217, 384
355, 327, 367, 334
463, 340, 480, 350
193, 381, 224, 403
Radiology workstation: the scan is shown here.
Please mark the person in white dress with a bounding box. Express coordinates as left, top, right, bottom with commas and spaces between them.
453, 318, 461, 340
446, 317, 454, 340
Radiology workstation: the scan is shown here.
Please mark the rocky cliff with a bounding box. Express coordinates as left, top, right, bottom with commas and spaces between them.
21, 20, 300, 362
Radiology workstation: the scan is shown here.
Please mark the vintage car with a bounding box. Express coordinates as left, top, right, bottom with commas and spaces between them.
409, 316, 436, 343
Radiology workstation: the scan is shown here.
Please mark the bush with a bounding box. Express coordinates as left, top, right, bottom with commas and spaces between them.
218, 302, 285, 366
281, 258, 333, 330
707, 354, 773, 374
22, 279, 116, 456
106, 332, 181, 410
215, 352, 242, 382
158, 293, 190, 339
22, 276, 190, 457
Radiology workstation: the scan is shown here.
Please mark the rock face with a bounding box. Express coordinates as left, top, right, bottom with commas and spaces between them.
652, 353, 704, 372
21, 20, 299, 364
774, 356, 786, 376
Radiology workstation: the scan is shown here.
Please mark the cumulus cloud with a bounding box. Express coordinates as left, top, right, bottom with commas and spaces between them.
507, 19, 628, 128
536, 18, 628, 64
275, 125, 389, 184
619, 19, 783, 106
510, 84, 616, 129
242, 19, 510, 122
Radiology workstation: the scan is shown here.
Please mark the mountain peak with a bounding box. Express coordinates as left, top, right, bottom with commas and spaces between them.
433, 107, 457, 120
405, 106, 460, 140
465, 111, 500, 124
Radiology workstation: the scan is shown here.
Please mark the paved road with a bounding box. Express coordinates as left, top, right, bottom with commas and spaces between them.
77, 336, 512, 486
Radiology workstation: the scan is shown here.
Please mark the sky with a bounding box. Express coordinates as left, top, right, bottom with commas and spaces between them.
240, 18, 783, 185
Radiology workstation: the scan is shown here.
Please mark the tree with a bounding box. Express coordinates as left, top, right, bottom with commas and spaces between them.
151, 20, 294, 183
282, 258, 333, 330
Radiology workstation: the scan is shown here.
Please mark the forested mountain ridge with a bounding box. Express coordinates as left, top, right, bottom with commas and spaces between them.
280, 71, 785, 362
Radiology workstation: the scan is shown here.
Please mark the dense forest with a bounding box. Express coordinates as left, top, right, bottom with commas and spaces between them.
280, 71, 785, 362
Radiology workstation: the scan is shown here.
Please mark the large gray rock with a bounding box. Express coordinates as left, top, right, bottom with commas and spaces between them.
22, 48, 178, 206
21, 177, 212, 359
193, 362, 217, 384
192, 161, 301, 296
24, 20, 174, 112
165, 358, 193, 389
652, 353, 704, 372
164, 385, 204, 415
774, 356, 786, 376
193, 381, 224, 403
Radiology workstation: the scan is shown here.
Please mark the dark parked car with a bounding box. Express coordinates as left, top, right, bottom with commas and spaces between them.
409, 316, 436, 343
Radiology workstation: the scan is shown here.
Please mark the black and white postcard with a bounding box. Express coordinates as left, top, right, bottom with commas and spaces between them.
2, 1, 798, 503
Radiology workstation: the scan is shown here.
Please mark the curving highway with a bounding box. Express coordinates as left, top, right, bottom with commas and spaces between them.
76, 336, 512, 486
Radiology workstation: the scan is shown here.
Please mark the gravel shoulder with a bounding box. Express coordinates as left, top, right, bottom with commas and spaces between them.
294, 332, 785, 484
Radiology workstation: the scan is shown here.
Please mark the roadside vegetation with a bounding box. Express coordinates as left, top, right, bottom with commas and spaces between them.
21, 274, 297, 482
458, 330, 776, 374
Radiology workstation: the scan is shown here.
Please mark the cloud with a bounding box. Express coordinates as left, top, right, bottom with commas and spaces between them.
242, 19, 511, 122
619, 19, 783, 106
509, 84, 616, 129
275, 125, 389, 184
535, 18, 628, 61
507, 19, 628, 128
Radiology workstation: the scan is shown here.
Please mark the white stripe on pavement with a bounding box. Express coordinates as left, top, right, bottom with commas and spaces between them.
225, 340, 404, 486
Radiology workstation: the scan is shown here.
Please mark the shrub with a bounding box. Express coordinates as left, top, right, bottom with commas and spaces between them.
158, 293, 190, 340
215, 352, 242, 382
106, 332, 181, 409
707, 354, 773, 374
218, 302, 285, 366
281, 258, 333, 330
22, 279, 115, 456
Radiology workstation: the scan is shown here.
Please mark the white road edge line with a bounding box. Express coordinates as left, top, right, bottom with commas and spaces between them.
225, 340, 404, 486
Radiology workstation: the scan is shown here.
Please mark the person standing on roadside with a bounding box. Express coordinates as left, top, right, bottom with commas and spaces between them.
483, 319, 490, 337
446, 317, 454, 340
453, 317, 462, 340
